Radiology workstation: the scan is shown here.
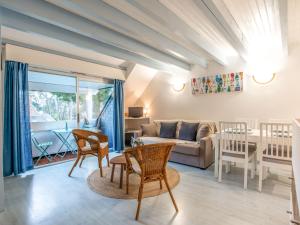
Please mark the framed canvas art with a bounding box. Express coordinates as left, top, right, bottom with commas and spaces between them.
191, 72, 243, 95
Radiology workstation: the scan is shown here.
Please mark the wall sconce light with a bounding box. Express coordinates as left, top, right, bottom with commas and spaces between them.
172, 82, 185, 92
252, 73, 276, 85
143, 107, 149, 117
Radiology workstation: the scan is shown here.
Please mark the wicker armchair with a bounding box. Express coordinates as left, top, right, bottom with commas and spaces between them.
124, 142, 178, 220
69, 129, 109, 177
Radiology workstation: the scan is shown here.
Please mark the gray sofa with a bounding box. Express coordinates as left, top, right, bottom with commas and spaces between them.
138, 120, 217, 169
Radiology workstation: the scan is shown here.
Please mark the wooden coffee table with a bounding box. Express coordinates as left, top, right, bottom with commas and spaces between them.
110, 155, 127, 189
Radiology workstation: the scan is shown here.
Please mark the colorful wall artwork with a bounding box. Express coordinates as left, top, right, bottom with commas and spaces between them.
191, 72, 243, 95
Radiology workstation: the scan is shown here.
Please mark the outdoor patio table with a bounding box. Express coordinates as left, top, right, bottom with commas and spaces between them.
52, 128, 76, 158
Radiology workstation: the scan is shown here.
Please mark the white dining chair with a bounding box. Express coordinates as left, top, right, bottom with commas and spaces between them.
218, 122, 257, 189
236, 118, 259, 129
258, 123, 292, 192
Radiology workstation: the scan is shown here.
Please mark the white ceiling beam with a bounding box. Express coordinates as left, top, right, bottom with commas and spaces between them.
196, 0, 248, 60
46, 0, 208, 68
2, 39, 127, 71
0, 7, 184, 72
0, 0, 191, 71
120, 0, 228, 66
278, 0, 288, 56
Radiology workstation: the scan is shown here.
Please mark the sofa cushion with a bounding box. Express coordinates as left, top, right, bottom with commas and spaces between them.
139, 136, 196, 145
196, 124, 211, 141
173, 143, 201, 156
138, 136, 200, 156
178, 122, 199, 141
160, 122, 178, 138
153, 120, 180, 137
141, 123, 157, 137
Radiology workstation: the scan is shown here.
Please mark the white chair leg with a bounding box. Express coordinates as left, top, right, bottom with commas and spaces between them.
251, 154, 256, 179
258, 161, 263, 192
218, 157, 223, 183
225, 161, 231, 173
262, 166, 269, 180
254, 152, 257, 172
244, 161, 248, 190
251, 161, 255, 179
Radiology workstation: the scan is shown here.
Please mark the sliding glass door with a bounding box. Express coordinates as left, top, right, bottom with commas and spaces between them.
78, 80, 113, 128
28, 70, 113, 167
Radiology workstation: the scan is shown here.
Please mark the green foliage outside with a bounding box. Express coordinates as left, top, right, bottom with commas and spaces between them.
30, 87, 113, 122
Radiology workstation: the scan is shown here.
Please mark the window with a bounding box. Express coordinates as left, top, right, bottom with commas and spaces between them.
29, 71, 77, 122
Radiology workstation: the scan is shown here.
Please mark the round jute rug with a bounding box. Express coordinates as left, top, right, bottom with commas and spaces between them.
87, 166, 180, 199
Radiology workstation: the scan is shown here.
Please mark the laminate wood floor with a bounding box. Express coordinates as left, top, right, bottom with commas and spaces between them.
0, 153, 290, 225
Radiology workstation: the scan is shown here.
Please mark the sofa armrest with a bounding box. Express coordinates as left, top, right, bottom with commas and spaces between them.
199, 135, 212, 147
198, 136, 214, 168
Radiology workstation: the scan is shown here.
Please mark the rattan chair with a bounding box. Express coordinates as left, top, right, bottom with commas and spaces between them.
69, 129, 109, 177
124, 142, 178, 220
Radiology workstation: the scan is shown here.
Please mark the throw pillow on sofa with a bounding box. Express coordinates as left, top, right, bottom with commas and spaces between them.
141, 123, 157, 137
160, 122, 178, 138
196, 124, 211, 141
178, 122, 199, 141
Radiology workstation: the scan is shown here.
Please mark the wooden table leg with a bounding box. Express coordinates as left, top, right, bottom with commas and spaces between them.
111, 164, 115, 182
120, 164, 124, 189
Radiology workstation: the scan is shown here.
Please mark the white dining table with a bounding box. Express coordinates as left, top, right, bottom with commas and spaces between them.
211, 129, 268, 178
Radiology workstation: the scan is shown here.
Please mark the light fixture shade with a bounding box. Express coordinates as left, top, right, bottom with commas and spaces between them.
172, 82, 185, 92
252, 73, 275, 85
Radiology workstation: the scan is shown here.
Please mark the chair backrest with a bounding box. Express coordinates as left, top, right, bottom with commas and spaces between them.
236, 118, 258, 129
268, 119, 291, 124
260, 123, 292, 160
126, 143, 175, 176
72, 129, 106, 152
219, 121, 248, 157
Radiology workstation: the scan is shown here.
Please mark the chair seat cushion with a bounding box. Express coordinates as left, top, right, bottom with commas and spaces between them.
130, 157, 141, 174
81, 142, 108, 151
262, 157, 292, 165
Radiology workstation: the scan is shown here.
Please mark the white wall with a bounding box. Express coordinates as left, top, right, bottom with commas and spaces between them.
137, 44, 300, 122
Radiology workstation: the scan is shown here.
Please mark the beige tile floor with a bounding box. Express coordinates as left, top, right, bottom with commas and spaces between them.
0, 153, 290, 225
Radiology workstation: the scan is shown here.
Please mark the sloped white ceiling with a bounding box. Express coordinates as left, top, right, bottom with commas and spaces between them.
124, 64, 157, 109
160, 0, 238, 58
0, 0, 289, 71
222, 0, 285, 59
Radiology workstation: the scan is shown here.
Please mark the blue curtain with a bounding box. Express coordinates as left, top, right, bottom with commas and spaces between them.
3, 61, 33, 176
113, 79, 124, 152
